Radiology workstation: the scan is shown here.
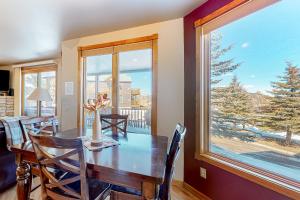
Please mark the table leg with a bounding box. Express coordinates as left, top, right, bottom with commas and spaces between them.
16, 161, 32, 200
142, 182, 158, 200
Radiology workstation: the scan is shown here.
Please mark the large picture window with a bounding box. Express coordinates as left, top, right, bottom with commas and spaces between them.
197, 0, 300, 193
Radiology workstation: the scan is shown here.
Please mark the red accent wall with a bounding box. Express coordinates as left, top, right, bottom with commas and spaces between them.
183, 1, 291, 199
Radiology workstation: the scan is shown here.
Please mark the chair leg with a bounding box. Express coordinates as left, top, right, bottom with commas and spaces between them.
110, 191, 116, 200
16, 161, 32, 200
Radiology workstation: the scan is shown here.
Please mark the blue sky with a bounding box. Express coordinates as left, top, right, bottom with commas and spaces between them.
86, 49, 152, 96
88, 1, 300, 96
214, 0, 300, 94
119, 49, 152, 95
122, 71, 152, 95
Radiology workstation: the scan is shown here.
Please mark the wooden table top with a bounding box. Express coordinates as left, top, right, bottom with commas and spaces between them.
10, 128, 169, 184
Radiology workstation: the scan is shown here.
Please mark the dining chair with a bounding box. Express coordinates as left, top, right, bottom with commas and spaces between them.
19, 116, 59, 142
45, 116, 60, 136
29, 133, 111, 200
19, 116, 60, 192
101, 114, 128, 135
110, 123, 186, 200
0, 117, 28, 146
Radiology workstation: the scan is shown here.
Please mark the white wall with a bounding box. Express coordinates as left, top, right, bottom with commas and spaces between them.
61, 18, 185, 180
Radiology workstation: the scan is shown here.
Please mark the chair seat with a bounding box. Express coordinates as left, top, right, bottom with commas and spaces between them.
88, 178, 111, 200
111, 185, 141, 196
52, 173, 111, 200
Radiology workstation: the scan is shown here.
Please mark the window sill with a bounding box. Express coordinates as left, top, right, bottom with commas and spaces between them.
195, 153, 300, 200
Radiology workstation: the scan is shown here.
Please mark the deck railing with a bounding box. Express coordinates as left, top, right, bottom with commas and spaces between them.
119, 108, 151, 129
25, 107, 151, 133
85, 107, 151, 131
24, 107, 55, 116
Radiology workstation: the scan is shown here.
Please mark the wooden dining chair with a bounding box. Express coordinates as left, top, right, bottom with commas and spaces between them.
18, 116, 60, 192
110, 123, 186, 200
101, 114, 128, 135
29, 133, 111, 200
19, 116, 59, 142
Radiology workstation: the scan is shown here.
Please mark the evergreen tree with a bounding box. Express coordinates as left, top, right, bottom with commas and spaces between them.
265, 62, 300, 145
210, 32, 243, 130
215, 76, 252, 128
210, 33, 241, 85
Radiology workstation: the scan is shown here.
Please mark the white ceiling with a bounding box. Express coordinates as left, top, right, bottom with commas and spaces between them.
0, 0, 205, 65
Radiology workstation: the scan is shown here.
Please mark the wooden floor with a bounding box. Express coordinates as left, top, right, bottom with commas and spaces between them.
0, 179, 202, 200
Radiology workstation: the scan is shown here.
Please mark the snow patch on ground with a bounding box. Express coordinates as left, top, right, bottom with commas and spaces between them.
244, 125, 300, 144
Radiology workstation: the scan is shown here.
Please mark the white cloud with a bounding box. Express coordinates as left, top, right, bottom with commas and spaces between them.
241, 42, 249, 48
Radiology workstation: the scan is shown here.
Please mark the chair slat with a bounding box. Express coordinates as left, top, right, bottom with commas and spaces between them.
46, 189, 79, 200
101, 114, 128, 135
40, 149, 79, 165
19, 116, 59, 142
159, 123, 186, 200
29, 134, 90, 200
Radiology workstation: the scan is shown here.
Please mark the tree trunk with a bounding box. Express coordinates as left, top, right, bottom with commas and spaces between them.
285, 126, 292, 146
233, 121, 237, 128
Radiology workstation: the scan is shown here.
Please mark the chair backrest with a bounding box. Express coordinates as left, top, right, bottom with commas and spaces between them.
47, 116, 60, 135
159, 123, 186, 200
0, 117, 28, 146
29, 133, 89, 200
19, 116, 59, 142
101, 114, 128, 134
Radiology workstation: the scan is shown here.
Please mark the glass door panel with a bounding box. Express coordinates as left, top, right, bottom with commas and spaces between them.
84, 54, 113, 128
118, 49, 152, 134
23, 73, 38, 116
40, 71, 56, 116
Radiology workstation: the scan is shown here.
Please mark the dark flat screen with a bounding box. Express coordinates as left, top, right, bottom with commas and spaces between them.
0, 70, 10, 91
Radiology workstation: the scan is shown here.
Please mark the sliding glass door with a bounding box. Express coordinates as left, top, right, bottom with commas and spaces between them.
118, 49, 152, 134
23, 73, 38, 116
84, 54, 113, 128
82, 40, 156, 134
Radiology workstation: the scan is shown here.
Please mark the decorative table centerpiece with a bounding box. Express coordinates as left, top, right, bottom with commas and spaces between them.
83, 93, 110, 146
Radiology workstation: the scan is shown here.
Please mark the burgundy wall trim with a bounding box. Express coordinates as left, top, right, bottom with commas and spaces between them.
183, 1, 291, 199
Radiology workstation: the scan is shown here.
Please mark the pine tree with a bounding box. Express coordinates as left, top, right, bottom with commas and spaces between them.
210, 33, 241, 85
215, 76, 252, 128
265, 62, 300, 145
210, 32, 243, 130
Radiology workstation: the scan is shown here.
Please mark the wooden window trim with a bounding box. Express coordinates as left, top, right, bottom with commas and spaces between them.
21, 65, 58, 116
77, 34, 158, 135
21, 65, 57, 74
194, 0, 250, 27
195, 0, 300, 199
195, 153, 300, 199
151, 39, 158, 135
78, 34, 158, 51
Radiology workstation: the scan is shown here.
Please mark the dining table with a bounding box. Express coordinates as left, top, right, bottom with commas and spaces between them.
9, 128, 169, 200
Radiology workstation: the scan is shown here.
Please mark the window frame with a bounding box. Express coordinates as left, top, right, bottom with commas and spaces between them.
195, 0, 300, 198
21, 65, 58, 116
78, 34, 158, 135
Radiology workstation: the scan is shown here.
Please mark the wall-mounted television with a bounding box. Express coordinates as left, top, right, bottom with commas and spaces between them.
0, 70, 10, 91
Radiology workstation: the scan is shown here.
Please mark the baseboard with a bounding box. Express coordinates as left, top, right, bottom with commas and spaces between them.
182, 182, 212, 200
172, 179, 183, 187
171, 180, 211, 200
